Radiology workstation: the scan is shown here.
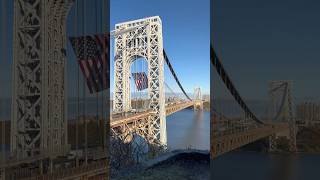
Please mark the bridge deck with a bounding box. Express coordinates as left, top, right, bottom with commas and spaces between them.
111, 101, 194, 128
211, 123, 289, 158
0, 146, 70, 169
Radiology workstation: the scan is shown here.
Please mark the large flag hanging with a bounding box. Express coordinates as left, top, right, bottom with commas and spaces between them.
69, 34, 109, 93
132, 72, 148, 91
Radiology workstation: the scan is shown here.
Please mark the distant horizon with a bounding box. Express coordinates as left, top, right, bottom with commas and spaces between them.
213, 0, 320, 100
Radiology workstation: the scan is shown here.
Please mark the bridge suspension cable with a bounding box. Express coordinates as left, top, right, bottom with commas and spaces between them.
210, 45, 264, 124
163, 50, 192, 101
164, 82, 180, 100
269, 82, 290, 121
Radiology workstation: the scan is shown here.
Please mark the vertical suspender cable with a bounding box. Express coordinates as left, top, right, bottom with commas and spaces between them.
1, 0, 6, 162
101, 0, 108, 173
75, 0, 80, 167
142, 55, 145, 108
101, 0, 105, 154
143, 55, 145, 108
132, 59, 135, 109
133, 61, 135, 109
82, 0, 88, 165
103, 0, 108, 156
135, 59, 137, 110
95, 0, 99, 150
102, 0, 106, 152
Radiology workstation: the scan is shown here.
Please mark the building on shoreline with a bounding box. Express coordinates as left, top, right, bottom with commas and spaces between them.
296, 102, 320, 126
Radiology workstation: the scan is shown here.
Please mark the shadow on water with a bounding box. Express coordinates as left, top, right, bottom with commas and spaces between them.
211, 152, 320, 180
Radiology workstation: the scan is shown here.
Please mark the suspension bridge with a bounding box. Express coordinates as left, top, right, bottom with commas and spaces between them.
110, 16, 203, 147
0, 0, 297, 179
211, 46, 297, 158
0, 2, 204, 178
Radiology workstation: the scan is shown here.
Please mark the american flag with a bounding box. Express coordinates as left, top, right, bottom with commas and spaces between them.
132, 72, 148, 91
69, 34, 109, 93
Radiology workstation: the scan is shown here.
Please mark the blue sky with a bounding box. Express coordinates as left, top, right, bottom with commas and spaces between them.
0, 0, 209, 99
110, 0, 210, 95
0, 0, 13, 98
212, 0, 320, 101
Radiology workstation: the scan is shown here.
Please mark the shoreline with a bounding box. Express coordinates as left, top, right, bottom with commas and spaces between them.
235, 150, 320, 156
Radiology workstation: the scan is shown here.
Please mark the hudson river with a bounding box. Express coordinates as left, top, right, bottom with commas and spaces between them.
166, 108, 210, 150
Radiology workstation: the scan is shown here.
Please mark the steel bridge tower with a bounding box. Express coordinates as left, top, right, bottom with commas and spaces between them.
193, 87, 203, 110
113, 16, 166, 145
268, 81, 297, 152
11, 0, 73, 160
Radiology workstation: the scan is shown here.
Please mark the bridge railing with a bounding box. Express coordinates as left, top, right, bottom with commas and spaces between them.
211, 111, 289, 157
212, 110, 261, 137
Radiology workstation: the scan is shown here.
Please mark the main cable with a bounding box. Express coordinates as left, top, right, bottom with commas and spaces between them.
163, 50, 192, 101
210, 45, 263, 124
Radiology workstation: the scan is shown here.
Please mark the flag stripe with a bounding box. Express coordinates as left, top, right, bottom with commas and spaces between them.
85, 59, 99, 92
78, 61, 94, 93
92, 56, 103, 91
132, 72, 148, 91
69, 34, 110, 94
95, 34, 109, 90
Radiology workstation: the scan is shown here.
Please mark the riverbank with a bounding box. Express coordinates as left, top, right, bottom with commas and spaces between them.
211, 151, 320, 180
113, 150, 210, 180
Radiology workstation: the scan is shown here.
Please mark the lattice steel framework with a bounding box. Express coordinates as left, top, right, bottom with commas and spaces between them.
11, 0, 73, 159
194, 87, 202, 101
111, 114, 152, 143
113, 17, 166, 145
268, 81, 297, 152
193, 87, 203, 110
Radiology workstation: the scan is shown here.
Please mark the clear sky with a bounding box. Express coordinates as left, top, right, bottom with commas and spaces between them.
212, 0, 320, 101
0, 0, 13, 98
110, 0, 210, 95
1, 0, 209, 99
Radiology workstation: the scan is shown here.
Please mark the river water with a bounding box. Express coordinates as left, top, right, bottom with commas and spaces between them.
212, 152, 320, 180
166, 108, 320, 179
166, 108, 210, 150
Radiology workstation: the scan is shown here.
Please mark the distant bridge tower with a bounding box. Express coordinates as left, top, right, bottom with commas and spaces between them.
113, 17, 166, 145
193, 87, 203, 110
268, 81, 297, 152
11, 0, 73, 159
